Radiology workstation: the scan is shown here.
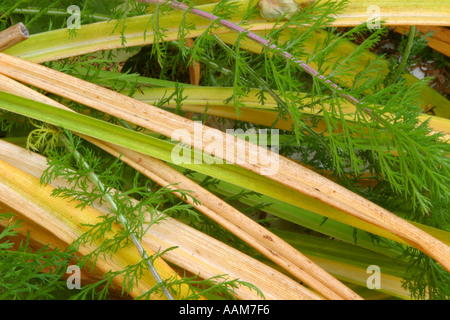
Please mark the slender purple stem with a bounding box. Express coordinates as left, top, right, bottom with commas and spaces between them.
136, 0, 361, 106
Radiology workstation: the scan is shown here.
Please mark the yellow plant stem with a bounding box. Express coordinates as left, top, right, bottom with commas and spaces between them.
313, 0, 450, 26
192, 0, 450, 26
0, 159, 183, 299
0, 202, 118, 288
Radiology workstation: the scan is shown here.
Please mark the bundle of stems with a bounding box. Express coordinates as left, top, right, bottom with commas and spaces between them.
0, 0, 449, 300
0, 65, 360, 300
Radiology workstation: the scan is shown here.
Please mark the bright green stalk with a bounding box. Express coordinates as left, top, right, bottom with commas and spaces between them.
386, 26, 417, 87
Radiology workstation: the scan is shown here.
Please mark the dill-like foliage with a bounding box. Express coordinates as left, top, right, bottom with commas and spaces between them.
0, 213, 72, 299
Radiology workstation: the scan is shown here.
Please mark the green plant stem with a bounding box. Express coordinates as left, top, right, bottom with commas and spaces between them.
0, 0, 27, 22
12, 8, 110, 21
387, 26, 416, 86
60, 134, 175, 300
24, 0, 64, 28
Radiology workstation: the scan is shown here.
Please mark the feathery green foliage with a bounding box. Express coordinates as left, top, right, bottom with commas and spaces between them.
0, 213, 73, 299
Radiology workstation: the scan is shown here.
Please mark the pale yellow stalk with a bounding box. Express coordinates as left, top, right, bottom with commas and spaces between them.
0, 23, 29, 52
318, 0, 450, 26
